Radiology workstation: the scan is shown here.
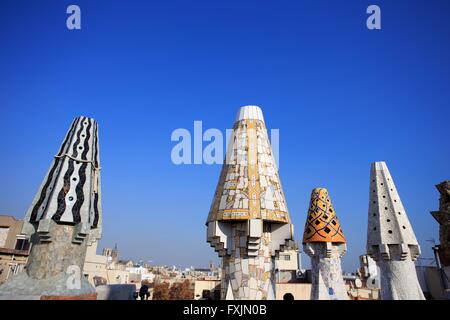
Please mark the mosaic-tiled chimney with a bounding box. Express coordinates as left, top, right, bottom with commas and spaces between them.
303, 188, 348, 300
366, 161, 425, 300
0, 116, 102, 299
206, 105, 294, 300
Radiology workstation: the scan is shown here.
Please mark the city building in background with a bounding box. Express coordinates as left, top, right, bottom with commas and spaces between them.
0, 215, 30, 284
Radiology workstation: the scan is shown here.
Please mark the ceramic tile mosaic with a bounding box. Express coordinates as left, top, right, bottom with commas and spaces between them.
206, 106, 293, 300
0, 116, 101, 298
207, 109, 290, 224
303, 188, 348, 300
220, 224, 275, 300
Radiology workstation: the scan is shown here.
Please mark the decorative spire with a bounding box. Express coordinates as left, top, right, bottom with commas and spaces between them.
367, 162, 420, 260
0, 116, 102, 299
303, 188, 345, 244
206, 105, 293, 300
366, 161, 424, 300
207, 105, 290, 225
22, 116, 102, 244
302, 188, 348, 300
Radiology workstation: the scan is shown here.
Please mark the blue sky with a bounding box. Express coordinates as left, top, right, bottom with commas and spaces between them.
0, 0, 449, 271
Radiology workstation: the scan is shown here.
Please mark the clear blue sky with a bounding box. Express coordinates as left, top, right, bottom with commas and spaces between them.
0, 0, 449, 272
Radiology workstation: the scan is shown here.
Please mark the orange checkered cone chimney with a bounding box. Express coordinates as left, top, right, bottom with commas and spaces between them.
303, 188, 346, 244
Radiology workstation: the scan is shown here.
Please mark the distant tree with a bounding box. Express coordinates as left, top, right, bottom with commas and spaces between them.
152, 282, 170, 300
169, 280, 194, 300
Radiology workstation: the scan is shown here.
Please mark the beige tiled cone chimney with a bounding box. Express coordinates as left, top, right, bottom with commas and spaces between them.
206, 105, 294, 300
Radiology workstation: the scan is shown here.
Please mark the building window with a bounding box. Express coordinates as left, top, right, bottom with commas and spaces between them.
0, 227, 9, 247
15, 238, 30, 251
283, 255, 291, 261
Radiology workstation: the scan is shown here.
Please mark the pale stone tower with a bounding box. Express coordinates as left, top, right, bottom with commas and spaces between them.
0, 116, 102, 299
366, 161, 425, 300
303, 188, 348, 300
206, 105, 294, 300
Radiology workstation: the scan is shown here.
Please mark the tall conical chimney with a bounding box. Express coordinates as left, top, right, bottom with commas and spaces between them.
303, 188, 348, 300
0, 116, 102, 299
367, 161, 424, 300
206, 105, 293, 300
